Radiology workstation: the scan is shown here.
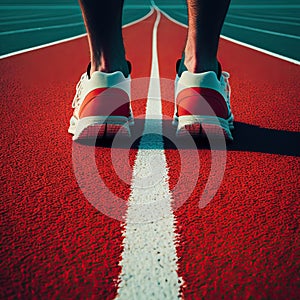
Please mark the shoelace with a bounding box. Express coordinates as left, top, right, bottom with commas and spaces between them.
72, 73, 88, 108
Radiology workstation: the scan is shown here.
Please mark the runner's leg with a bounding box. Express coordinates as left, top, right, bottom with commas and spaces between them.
78, 0, 129, 76
179, 0, 231, 76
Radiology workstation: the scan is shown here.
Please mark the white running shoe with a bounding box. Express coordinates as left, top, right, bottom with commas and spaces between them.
68, 63, 134, 141
173, 62, 234, 140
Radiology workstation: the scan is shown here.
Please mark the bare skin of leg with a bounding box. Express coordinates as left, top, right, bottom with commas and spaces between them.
179, 0, 231, 77
79, 0, 229, 78
78, 0, 129, 77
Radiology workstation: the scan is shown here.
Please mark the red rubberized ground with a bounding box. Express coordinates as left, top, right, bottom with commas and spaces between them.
1, 10, 299, 299
158, 14, 300, 299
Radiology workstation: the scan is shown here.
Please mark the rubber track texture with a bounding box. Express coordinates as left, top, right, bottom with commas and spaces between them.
0, 13, 155, 299
158, 13, 299, 299
0, 9, 299, 300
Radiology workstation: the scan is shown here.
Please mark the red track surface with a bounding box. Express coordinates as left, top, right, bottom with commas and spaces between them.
1, 11, 299, 299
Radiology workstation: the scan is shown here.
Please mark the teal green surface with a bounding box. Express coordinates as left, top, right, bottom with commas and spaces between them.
0, 0, 299, 60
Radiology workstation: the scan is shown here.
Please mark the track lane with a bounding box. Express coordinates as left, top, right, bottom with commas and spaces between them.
157, 11, 299, 299
0, 13, 155, 299
1, 1, 300, 60
0, 2, 299, 299
0, 2, 152, 56
154, 1, 300, 61
117, 9, 182, 298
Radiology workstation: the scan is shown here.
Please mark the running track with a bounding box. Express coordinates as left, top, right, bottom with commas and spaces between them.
1, 6, 300, 300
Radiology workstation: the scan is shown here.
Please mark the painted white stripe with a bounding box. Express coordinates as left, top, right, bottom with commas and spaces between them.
226, 13, 300, 26
229, 4, 300, 9
123, 7, 153, 28
0, 21, 84, 36
158, 8, 300, 65
0, 4, 150, 10
0, 7, 154, 36
0, 13, 82, 26
158, 10, 188, 28
0, 8, 154, 60
116, 8, 182, 300
220, 35, 300, 65
242, 13, 300, 22
0, 34, 86, 59
1, 4, 299, 10
223, 21, 300, 40
144, 4, 300, 9
171, 10, 300, 40
0, 5, 84, 10
0, 12, 44, 21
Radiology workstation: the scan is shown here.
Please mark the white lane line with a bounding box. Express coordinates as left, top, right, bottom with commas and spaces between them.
170, 10, 300, 40
158, 8, 300, 65
0, 21, 84, 36
0, 13, 44, 21
229, 4, 300, 9
0, 13, 82, 26
123, 7, 153, 28
0, 8, 154, 59
223, 21, 300, 40
220, 35, 300, 65
0, 5, 151, 10
0, 34, 86, 59
116, 8, 182, 300
0, 6, 152, 28
1, 4, 299, 10
148, 4, 300, 9
0, 5, 82, 10
242, 13, 300, 22
226, 13, 300, 26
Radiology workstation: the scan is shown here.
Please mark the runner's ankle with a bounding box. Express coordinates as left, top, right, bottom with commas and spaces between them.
183, 56, 219, 78
90, 57, 130, 77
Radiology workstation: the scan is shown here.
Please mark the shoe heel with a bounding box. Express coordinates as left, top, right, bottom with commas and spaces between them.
106, 123, 131, 138
74, 124, 106, 140
177, 123, 201, 136
201, 121, 233, 141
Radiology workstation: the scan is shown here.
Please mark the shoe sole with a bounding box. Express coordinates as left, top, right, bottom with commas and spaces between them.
68, 116, 133, 141
174, 115, 234, 141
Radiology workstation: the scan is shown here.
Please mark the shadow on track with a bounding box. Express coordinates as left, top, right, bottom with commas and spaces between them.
76, 120, 300, 157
